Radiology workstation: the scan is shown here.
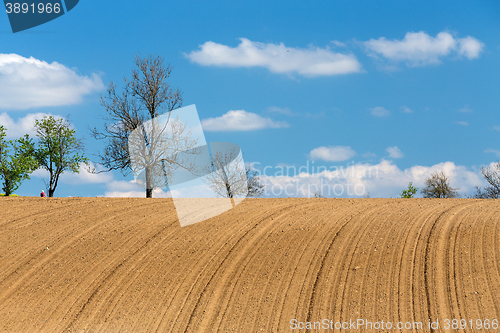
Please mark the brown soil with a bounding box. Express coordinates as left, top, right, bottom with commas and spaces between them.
0, 197, 499, 332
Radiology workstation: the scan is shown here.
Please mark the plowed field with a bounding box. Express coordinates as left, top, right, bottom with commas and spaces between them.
0, 197, 499, 332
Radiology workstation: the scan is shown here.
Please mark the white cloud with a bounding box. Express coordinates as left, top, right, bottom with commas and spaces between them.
261, 160, 484, 198
400, 106, 414, 114
185, 38, 363, 77
458, 105, 473, 113
31, 162, 173, 198
106, 180, 142, 192
371, 106, 390, 117
103, 179, 171, 198
267, 106, 296, 116
458, 36, 484, 59
0, 54, 104, 110
457, 121, 469, 126
105, 188, 172, 198
485, 149, 500, 158
31, 168, 49, 179
201, 110, 289, 131
267, 106, 324, 119
386, 146, 404, 159
310, 146, 356, 162
61, 163, 114, 185
330, 40, 347, 48
32, 162, 114, 185
493, 126, 500, 132
362, 152, 377, 158
0, 112, 62, 138
363, 31, 484, 66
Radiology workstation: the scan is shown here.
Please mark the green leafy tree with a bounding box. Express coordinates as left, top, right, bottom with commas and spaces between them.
400, 182, 418, 198
0, 126, 39, 196
34, 116, 88, 197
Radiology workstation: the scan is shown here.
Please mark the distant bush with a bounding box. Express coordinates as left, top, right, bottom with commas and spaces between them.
421, 171, 459, 198
314, 191, 324, 198
400, 182, 418, 198
472, 162, 500, 198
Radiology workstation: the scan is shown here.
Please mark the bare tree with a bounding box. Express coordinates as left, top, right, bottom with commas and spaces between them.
421, 171, 459, 198
127, 116, 200, 193
469, 186, 488, 199
246, 167, 265, 197
91, 55, 198, 198
314, 191, 324, 198
478, 162, 500, 198
203, 149, 264, 199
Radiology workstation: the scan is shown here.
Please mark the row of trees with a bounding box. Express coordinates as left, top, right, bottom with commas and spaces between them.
2, 54, 497, 200
0, 55, 264, 199
0, 117, 86, 196
400, 164, 500, 199
91, 54, 264, 199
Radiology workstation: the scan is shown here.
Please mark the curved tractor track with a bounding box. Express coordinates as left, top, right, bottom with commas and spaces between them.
0, 197, 498, 332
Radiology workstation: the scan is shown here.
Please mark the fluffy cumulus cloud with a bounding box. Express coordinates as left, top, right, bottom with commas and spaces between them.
104, 180, 172, 198
201, 110, 289, 131
259, 160, 484, 198
0, 112, 63, 138
309, 146, 356, 162
104, 179, 216, 198
31, 161, 175, 197
386, 146, 404, 159
0, 54, 104, 110
371, 106, 390, 117
363, 31, 484, 66
457, 36, 484, 59
33, 165, 173, 197
32, 162, 114, 185
61, 163, 114, 185
185, 38, 363, 77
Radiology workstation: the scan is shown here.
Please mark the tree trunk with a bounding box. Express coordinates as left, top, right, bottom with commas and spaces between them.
145, 166, 153, 198
49, 189, 55, 197
4, 179, 11, 196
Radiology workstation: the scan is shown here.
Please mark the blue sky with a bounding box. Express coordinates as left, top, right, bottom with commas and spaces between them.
1, 0, 500, 198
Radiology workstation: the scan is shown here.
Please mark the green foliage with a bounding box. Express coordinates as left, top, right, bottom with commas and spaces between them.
400, 182, 419, 198
0, 126, 39, 196
35, 116, 88, 197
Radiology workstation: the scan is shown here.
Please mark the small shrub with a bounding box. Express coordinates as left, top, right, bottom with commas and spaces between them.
421, 171, 459, 198
400, 182, 418, 198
